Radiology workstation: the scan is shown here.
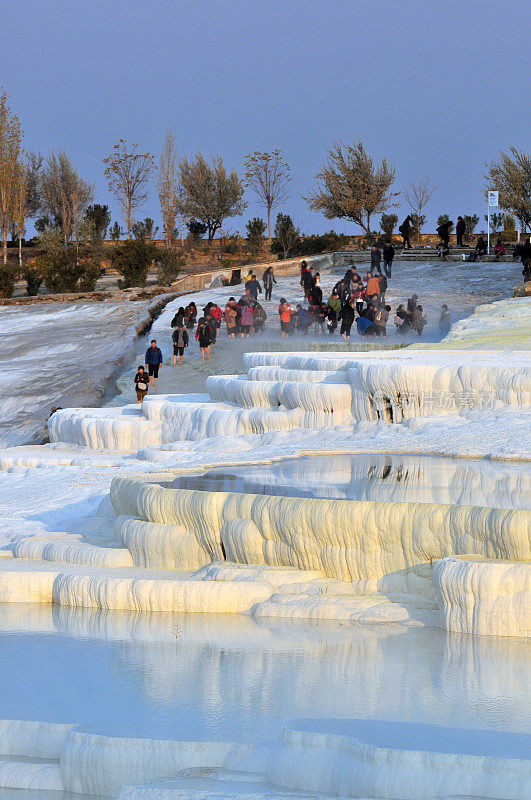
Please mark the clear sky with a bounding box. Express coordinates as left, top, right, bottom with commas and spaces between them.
1, 0, 529, 236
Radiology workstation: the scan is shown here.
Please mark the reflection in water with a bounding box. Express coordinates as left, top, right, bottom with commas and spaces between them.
0, 604, 528, 744
159, 453, 530, 509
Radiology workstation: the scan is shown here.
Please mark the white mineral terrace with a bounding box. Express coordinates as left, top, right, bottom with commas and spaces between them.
47, 347, 531, 449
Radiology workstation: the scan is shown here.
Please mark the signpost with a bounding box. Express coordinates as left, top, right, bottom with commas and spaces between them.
487, 190, 499, 254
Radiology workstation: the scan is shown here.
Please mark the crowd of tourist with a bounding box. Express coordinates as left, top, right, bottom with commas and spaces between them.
161, 260, 434, 371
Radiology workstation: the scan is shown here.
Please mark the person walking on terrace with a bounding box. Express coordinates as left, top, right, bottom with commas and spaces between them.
370, 245, 382, 274
134, 366, 149, 403
246, 273, 262, 300
382, 241, 395, 277
196, 318, 213, 360
262, 266, 277, 301
172, 323, 189, 366
145, 340, 163, 387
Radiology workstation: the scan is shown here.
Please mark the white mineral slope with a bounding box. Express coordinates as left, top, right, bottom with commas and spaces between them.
111, 478, 530, 591
270, 721, 531, 800
434, 555, 531, 637
0, 718, 527, 799
0, 297, 172, 447
46, 345, 531, 451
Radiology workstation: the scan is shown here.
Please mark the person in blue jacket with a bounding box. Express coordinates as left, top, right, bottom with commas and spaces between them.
145, 339, 163, 387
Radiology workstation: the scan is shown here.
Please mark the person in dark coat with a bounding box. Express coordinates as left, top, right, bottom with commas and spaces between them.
262, 267, 277, 300
296, 304, 311, 334
398, 216, 412, 249
338, 300, 355, 339
195, 318, 212, 360
475, 236, 487, 257
436, 220, 453, 247
382, 241, 395, 277
456, 216, 466, 247
309, 283, 323, 306
145, 340, 163, 387
170, 307, 185, 328
394, 304, 410, 334
246, 274, 262, 300
134, 366, 149, 403
301, 267, 314, 298
253, 301, 267, 332
325, 304, 338, 334
184, 303, 197, 329
333, 279, 348, 302
370, 245, 382, 274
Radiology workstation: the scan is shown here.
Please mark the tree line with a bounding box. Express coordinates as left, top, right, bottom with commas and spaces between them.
0, 85, 529, 296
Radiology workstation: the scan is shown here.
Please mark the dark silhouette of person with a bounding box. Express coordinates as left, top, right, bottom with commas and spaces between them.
520, 237, 531, 281
436, 220, 453, 247
456, 216, 466, 247
398, 216, 412, 249
475, 236, 487, 257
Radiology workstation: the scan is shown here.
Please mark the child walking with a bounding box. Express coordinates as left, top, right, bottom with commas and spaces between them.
134, 366, 149, 403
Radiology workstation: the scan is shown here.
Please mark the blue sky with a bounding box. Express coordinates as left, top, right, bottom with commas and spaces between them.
2, 0, 529, 236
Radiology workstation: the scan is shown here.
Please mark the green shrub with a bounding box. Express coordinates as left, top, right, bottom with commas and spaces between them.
23, 267, 43, 296
37, 248, 78, 293
187, 219, 207, 243
246, 218, 267, 257
110, 239, 157, 288
380, 213, 398, 237
77, 260, 101, 292
0, 264, 15, 298
37, 248, 100, 294
293, 230, 350, 256
156, 248, 185, 284
271, 213, 300, 259
222, 233, 241, 255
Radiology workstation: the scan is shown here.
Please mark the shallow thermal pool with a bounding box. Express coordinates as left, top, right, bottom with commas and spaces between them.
0, 604, 529, 740
0, 606, 529, 798
157, 453, 531, 509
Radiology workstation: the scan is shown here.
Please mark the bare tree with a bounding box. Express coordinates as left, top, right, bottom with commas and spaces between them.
40, 151, 93, 246
103, 140, 155, 240
177, 153, 247, 242
158, 131, 182, 246
12, 153, 42, 266
0, 88, 23, 264
244, 149, 290, 242
486, 148, 531, 233
12, 163, 27, 266
305, 140, 398, 236
403, 178, 436, 243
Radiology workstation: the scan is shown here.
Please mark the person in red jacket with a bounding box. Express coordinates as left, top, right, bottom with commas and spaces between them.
278, 298, 293, 336
210, 303, 222, 328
